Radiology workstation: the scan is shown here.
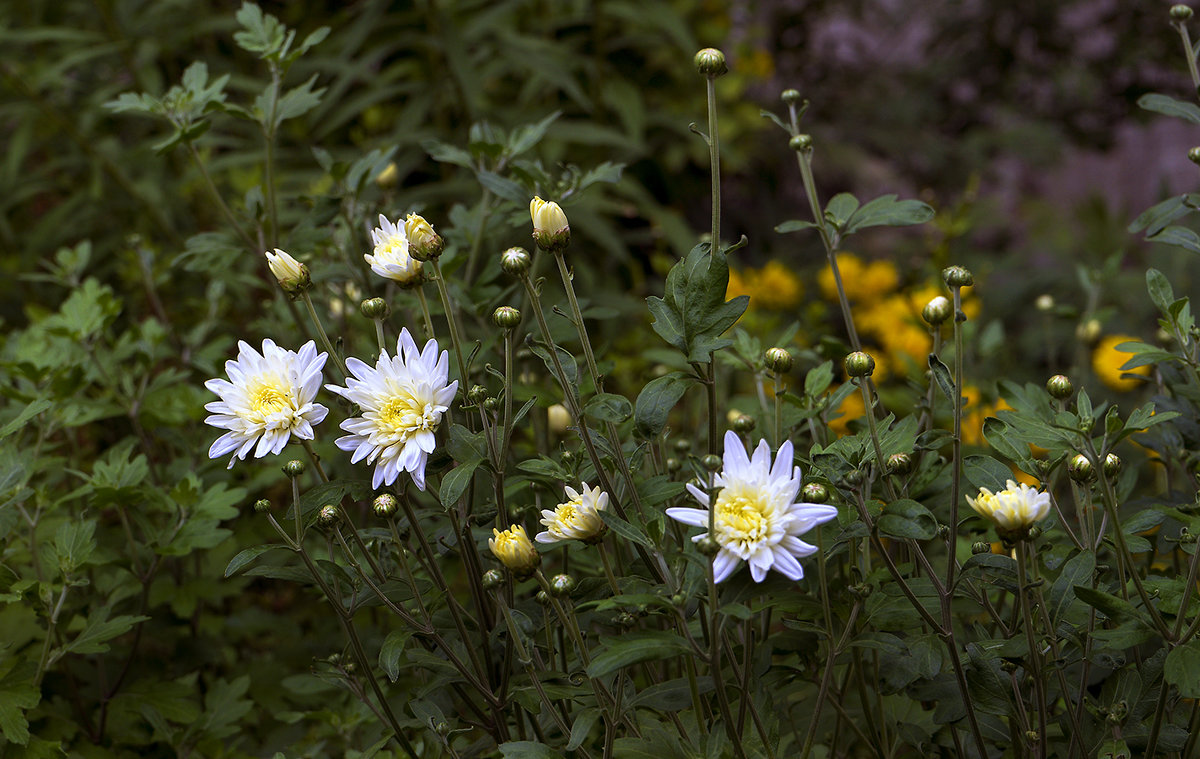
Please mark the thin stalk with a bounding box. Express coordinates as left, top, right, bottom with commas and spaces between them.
300, 290, 347, 379
800, 603, 862, 759
597, 542, 622, 596
262, 63, 281, 247
428, 259, 470, 389
1176, 541, 1200, 645
706, 563, 747, 759
856, 378, 898, 502
415, 285, 436, 343
1176, 20, 1200, 94
1016, 541, 1048, 759
946, 285, 965, 591
34, 586, 71, 688
705, 76, 721, 250
772, 371, 784, 448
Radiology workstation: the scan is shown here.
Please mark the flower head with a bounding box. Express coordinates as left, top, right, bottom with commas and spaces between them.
966, 479, 1050, 538
326, 329, 458, 490
667, 430, 839, 583
530, 196, 570, 251
1092, 334, 1151, 392
404, 213, 444, 261
536, 482, 609, 544
490, 525, 541, 578
366, 214, 423, 286
204, 339, 329, 468
264, 248, 310, 295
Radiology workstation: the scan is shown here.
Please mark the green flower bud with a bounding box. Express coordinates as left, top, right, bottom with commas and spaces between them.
1046, 374, 1073, 400
1068, 454, 1095, 483
482, 568, 506, 590
500, 247, 532, 275
781, 89, 802, 105
696, 535, 721, 557
1103, 453, 1122, 478
1172, 4, 1194, 22
702, 454, 723, 472
549, 573, 576, 597
789, 134, 813, 152
886, 452, 914, 476
764, 347, 794, 374
942, 265, 974, 288
843, 469, 864, 487
373, 493, 398, 518
254, 498, 272, 514
282, 459, 307, 479
317, 504, 340, 528
666, 457, 682, 473
999, 659, 1018, 673
1026, 525, 1042, 541
848, 583, 872, 599
922, 296, 952, 326
802, 482, 828, 503
468, 385, 488, 405
694, 47, 728, 77
971, 541, 991, 555
493, 305, 521, 330
535, 590, 551, 606
732, 414, 756, 433
673, 439, 693, 453
360, 297, 389, 320
614, 611, 638, 629
844, 351, 876, 378
483, 397, 500, 412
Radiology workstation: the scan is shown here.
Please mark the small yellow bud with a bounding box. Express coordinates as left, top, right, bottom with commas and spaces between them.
547, 403, 572, 435
530, 196, 570, 252
489, 525, 541, 579
404, 213, 444, 261
265, 248, 311, 295
375, 162, 399, 188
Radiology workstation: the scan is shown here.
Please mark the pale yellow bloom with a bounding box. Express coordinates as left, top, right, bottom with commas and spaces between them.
404, 213, 443, 261
490, 525, 541, 577
264, 248, 310, 294
536, 483, 608, 544
366, 214, 422, 286
966, 480, 1050, 536
547, 403, 571, 435
530, 196, 570, 251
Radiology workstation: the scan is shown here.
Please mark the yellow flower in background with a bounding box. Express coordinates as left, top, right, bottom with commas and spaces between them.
726, 261, 803, 311
1093, 334, 1152, 392
829, 386, 865, 437
818, 254, 899, 302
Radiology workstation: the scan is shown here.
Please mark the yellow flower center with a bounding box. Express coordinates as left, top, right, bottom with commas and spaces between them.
375, 232, 408, 259
554, 499, 581, 528
714, 491, 771, 551
248, 380, 291, 416
377, 391, 437, 439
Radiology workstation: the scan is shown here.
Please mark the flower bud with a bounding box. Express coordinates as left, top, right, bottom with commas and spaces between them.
317, 504, 340, 528
802, 482, 828, 503
1190, 147, 1200, 165
535, 589, 551, 605
942, 265, 974, 288
764, 347, 794, 374
843, 469, 864, 486
922, 296, 952, 326
254, 498, 272, 514
702, 454, 723, 471
493, 305, 521, 330
375, 162, 399, 188
732, 414, 756, 433
1046, 374, 1073, 400
1035, 294, 1055, 312
1172, 4, 1194, 22
265, 248, 311, 296
1026, 525, 1042, 541
844, 351, 876, 378
848, 583, 872, 599
1075, 318, 1101, 344
373, 493, 399, 518
666, 457, 681, 473
282, 459, 307, 479
887, 452, 914, 476
1068, 454, 1095, 483
501, 246, 532, 275
1103, 453, 1122, 478
614, 611, 637, 629
696, 535, 721, 557
971, 541, 991, 555
483, 397, 500, 412
789, 134, 813, 152
360, 297, 389, 320
694, 47, 728, 77
530, 197, 570, 252
489, 525, 541, 579
468, 385, 488, 405
548, 403, 571, 435
482, 568, 506, 590
781, 89, 802, 105
673, 439, 693, 453
405, 213, 444, 261
1000, 659, 1018, 673
549, 573, 576, 597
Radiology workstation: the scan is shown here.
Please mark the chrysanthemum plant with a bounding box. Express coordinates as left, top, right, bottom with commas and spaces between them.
12, 3, 1200, 757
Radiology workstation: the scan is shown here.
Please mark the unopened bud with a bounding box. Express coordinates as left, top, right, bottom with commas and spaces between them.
1035, 294, 1055, 312
781, 89, 802, 105
1027, 525, 1042, 541
483, 397, 500, 413
789, 134, 813, 152
702, 454, 722, 472
844, 351, 876, 378
254, 498, 272, 514
482, 568, 506, 590
1190, 147, 1200, 165
549, 573, 576, 597
802, 482, 828, 503
405, 213, 444, 261
696, 535, 721, 556
942, 265, 974, 288
614, 611, 638, 629
1076, 319, 1101, 344
732, 414, 756, 433
535, 590, 551, 605
493, 305, 521, 330
1103, 453, 1122, 478
361, 297, 388, 320
923, 296, 952, 326
500, 247, 532, 275
265, 248, 311, 296
530, 197, 570, 252
1068, 454, 1095, 483
282, 459, 307, 479
673, 439, 693, 453
666, 457, 682, 473
764, 347, 794, 374
887, 452, 914, 476
317, 504, 340, 528
694, 47, 728, 77
468, 385, 488, 405
1046, 374, 1073, 399
1172, 4, 1194, 22
971, 541, 991, 555
373, 493, 398, 518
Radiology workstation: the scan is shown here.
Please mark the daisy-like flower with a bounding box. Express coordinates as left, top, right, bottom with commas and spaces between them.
529, 196, 570, 251
204, 340, 329, 468
966, 479, 1051, 538
536, 482, 609, 544
489, 524, 541, 578
327, 328, 457, 491
667, 430, 839, 583
404, 213, 444, 261
365, 214, 423, 286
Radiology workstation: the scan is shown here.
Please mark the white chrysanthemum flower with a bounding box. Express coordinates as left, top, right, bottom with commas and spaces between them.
264, 248, 309, 293
204, 340, 329, 468
966, 479, 1051, 534
365, 214, 422, 285
327, 329, 457, 491
536, 482, 609, 544
667, 430, 839, 583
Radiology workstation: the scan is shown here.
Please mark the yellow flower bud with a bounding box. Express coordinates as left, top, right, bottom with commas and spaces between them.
404, 213, 444, 261
264, 248, 311, 295
489, 525, 540, 578
530, 196, 570, 252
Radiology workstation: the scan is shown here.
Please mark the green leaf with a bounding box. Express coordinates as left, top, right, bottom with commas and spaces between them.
0, 677, 38, 745
842, 194, 935, 234
54, 520, 97, 574
498, 742, 560, 758
1095, 739, 1131, 759
1138, 92, 1200, 125
567, 708, 601, 750
61, 608, 150, 656
1130, 196, 1192, 236
1146, 268, 1176, 314
509, 111, 561, 157
526, 337, 578, 388
272, 74, 325, 126
646, 243, 749, 363
774, 219, 819, 234
824, 193, 860, 229
0, 400, 51, 440
634, 373, 694, 438
379, 630, 412, 683
584, 393, 632, 423
1074, 586, 1155, 632
476, 170, 528, 206
1147, 225, 1200, 255
928, 354, 955, 404
1165, 638, 1200, 697
1049, 550, 1094, 624
224, 544, 287, 578
439, 461, 479, 507
963, 455, 1012, 494
597, 509, 653, 549
586, 632, 691, 678
804, 361, 834, 397
876, 499, 938, 541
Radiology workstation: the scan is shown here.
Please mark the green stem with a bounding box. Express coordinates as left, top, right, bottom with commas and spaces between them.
429, 259, 470, 389
705, 76, 721, 251
597, 541, 621, 596
947, 286, 965, 590
300, 290, 347, 379
706, 563, 746, 759
1177, 21, 1200, 94
1016, 541, 1047, 759
799, 603, 861, 759
856, 378, 897, 502
263, 63, 281, 248
415, 285, 436, 343
34, 585, 70, 688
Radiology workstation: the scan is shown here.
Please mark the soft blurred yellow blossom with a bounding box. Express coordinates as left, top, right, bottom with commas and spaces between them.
1093, 334, 1152, 392
818, 254, 899, 302
548, 403, 572, 435
726, 261, 803, 311
829, 387, 865, 437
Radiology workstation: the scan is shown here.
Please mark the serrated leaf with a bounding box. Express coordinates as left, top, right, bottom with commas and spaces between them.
646, 244, 749, 363
0, 400, 51, 440
61, 609, 150, 656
